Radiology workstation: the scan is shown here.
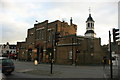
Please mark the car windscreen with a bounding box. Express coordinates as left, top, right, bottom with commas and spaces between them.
2, 59, 13, 66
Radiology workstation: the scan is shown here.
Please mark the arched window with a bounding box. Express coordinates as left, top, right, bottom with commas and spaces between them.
91, 23, 92, 28
88, 23, 90, 27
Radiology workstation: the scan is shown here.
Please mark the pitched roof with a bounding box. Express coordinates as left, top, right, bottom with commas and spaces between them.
85, 30, 95, 34
86, 14, 94, 22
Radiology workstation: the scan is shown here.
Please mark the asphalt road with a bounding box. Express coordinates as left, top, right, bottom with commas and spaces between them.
5, 60, 105, 79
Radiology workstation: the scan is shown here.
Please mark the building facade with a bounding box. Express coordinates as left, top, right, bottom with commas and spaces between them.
17, 10, 107, 65
17, 19, 77, 62
56, 35, 105, 65
1, 42, 17, 58
17, 19, 106, 65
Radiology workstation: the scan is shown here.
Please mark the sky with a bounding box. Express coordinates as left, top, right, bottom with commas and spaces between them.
0, 0, 119, 45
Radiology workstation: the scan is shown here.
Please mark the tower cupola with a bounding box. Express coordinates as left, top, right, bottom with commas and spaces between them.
85, 8, 96, 38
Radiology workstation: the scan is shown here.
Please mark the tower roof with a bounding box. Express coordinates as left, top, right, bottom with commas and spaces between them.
86, 14, 94, 22
85, 30, 95, 34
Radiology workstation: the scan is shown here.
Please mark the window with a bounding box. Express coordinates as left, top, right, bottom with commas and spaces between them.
36, 30, 39, 39
39, 30, 41, 40
41, 30, 44, 40
91, 23, 92, 27
88, 23, 90, 27
36, 30, 42, 40
69, 51, 72, 59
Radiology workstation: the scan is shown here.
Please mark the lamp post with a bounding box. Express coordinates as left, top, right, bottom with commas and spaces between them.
109, 31, 113, 79
72, 38, 74, 65
91, 53, 94, 64
50, 53, 53, 74
49, 30, 54, 74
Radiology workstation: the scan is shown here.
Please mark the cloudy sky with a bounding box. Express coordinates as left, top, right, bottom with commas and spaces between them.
0, 0, 119, 45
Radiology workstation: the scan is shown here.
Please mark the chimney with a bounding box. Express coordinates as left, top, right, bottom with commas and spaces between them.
70, 17, 73, 26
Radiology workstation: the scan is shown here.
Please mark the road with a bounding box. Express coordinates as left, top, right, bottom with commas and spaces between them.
5, 60, 105, 79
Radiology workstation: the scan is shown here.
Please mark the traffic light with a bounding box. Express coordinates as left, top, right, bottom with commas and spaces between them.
55, 32, 61, 45
113, 28, 120, 43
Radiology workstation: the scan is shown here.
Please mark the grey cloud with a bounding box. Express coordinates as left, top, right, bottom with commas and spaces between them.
0, 0, 118, 45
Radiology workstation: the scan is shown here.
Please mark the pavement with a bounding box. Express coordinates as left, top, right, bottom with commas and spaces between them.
103, 65, 119, 79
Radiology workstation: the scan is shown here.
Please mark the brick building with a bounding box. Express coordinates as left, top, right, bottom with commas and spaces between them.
17, 19, 77, 63
17, 13, 106, 65
56, 35, 105, 65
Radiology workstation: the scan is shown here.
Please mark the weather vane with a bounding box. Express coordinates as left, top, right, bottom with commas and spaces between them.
89, 7, 91, 14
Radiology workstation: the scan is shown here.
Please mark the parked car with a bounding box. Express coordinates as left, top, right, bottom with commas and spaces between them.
0, 57, 15, 74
